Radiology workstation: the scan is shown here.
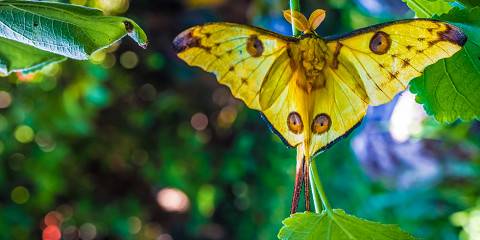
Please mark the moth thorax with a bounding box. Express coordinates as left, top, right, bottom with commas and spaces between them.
302, 56, 325, 78
299, 38, 326, 78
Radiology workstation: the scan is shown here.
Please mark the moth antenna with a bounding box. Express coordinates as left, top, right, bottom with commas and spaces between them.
283, 10, 309, 33
309, 9, 326, 31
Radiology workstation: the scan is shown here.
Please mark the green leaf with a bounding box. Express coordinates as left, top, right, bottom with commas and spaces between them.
0, 37, 65, 75
410, 7, 480, 122
278, 210, 416, 240
402, 0, 453, 17
0, 1, 148, 60
440, 0, 480, 8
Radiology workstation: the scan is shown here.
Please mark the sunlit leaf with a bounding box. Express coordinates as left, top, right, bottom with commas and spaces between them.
0, 1, 148, 60
278, 210, 416, 240
402, 0, 452, 17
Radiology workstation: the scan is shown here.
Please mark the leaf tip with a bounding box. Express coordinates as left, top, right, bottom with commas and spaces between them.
140, 41, 149, 49
123, 20, 148, 49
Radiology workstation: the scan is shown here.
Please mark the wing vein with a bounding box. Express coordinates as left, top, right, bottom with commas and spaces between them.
345, 49, 391, 99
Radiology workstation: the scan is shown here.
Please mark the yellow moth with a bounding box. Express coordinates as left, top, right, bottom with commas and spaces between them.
173, 9, 466, 213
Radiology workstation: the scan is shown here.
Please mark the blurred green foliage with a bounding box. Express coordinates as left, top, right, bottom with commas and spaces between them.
0, 0, 479, 240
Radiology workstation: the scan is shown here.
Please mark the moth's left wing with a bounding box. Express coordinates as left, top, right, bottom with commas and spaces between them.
174, 23, 306, 147
324, 19, 467, 105
173, 23, 295, 110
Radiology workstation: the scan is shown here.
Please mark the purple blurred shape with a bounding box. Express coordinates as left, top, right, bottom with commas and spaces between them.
352, 96, 440, 188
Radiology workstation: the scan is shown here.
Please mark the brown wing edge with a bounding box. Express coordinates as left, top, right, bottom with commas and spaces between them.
323, 19, 467, 47
172, 22, 298, 54
260, 113, 295, 148
173, 27, 201, 53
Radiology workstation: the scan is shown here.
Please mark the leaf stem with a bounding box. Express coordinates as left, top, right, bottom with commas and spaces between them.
289, 0, 301, 36
310, 159, 332, 211
309, 164, 322, 213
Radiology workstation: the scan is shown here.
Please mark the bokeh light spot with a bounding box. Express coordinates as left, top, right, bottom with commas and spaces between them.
451, 211, 469, 226
195, 130, 211, 144
40, 78, 58, 91
42, 63, 62, 77
127, 216, 142, 234
232, 182, 248, 197
96, 0, 129, 14
14, 125, 35, 143
120, 51, 139, 69
90, 50, 106, 64
146, 53, 166, 71
138, 83, 157, 102
157, 233, 173, 240
389, 92, 426, 143
35, 131, 56, 152
191, 113, 208, 131
144, 223, 162, 239
42, 225, 61, 240
44, 211, 63, 226
197, 184, 215, 217
8, 153, 25, 171
156, 188, 190, 213
212, 88, 229, 106
217, 105, 237, 128
79, 223, 96, 240
234, 196, 250, 211
102, 53, 117, 68
0, 91, 12, 108
57, 204, 74, 220
11, 186, 30, 204
62, 226, 78, 240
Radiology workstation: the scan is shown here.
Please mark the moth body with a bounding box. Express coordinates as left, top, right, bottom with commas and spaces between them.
173, 17, 466, 158
298, 37, 327, 78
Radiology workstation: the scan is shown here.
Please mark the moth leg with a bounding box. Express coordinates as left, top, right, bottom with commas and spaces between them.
290, 147, 305, 214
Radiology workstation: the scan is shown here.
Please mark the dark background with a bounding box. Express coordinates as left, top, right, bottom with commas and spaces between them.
0, 0, 479, 239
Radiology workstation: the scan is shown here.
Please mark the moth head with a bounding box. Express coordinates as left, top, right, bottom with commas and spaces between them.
283, 9, 326, 34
